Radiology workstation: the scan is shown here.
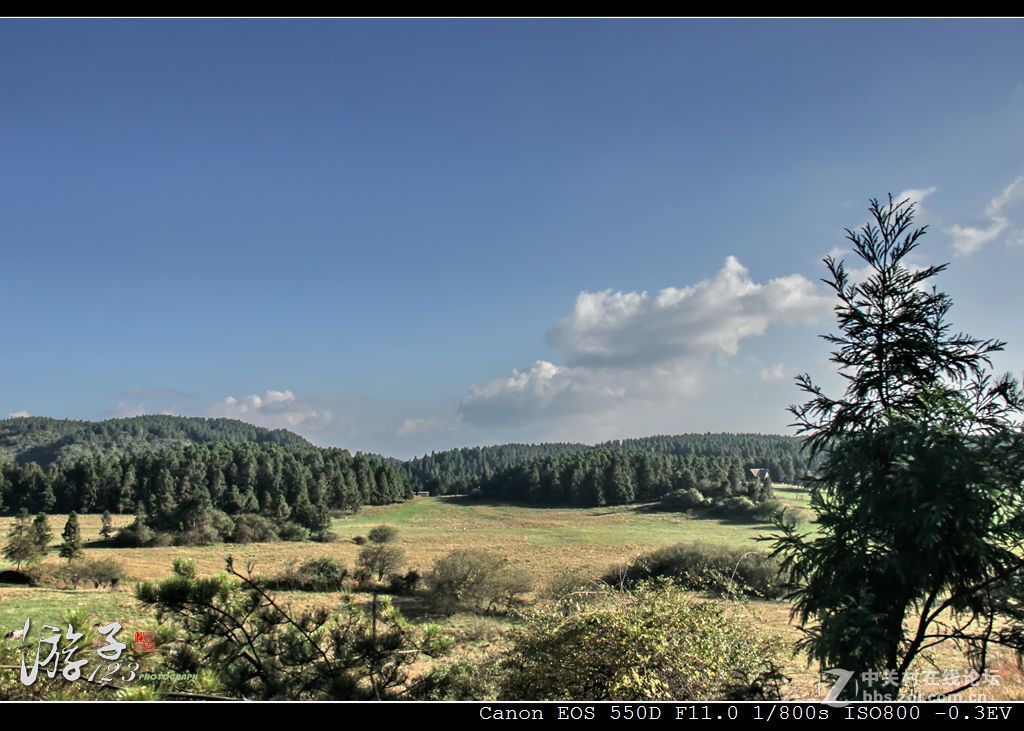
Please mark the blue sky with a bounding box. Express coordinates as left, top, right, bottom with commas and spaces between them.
2, 19, 1022, 458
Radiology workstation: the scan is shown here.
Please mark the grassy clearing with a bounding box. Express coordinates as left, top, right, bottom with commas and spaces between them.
0, 495, 798, 584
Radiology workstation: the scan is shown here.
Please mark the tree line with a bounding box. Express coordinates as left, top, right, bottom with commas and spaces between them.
0, 442, 410, 541
475, 449, 775, 507
406, 433, 812, 495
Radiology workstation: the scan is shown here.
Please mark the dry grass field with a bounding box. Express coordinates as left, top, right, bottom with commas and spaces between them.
2, 486, 1021, 700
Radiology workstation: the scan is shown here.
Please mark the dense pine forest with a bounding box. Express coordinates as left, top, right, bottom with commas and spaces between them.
0, 441, 409, 515
404, 433, 813, 495
402, 442, 591, 495
476, 449, 776, 508
0, 440, 409, 543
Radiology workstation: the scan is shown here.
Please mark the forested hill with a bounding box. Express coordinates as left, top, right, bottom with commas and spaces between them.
0, 415, 311, 466
0, 439, 409, 531
403, 433, 813, 494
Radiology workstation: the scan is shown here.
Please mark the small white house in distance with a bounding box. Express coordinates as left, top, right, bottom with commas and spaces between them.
747, 468, 771, 484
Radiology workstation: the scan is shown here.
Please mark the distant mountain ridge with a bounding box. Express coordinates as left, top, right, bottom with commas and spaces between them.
0, 415, 311, 466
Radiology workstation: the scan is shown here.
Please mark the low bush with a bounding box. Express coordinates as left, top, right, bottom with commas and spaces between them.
111, 516, 155, 547
387, 569, 422, 595
605, 542, 784, 599
211, 510, 236, 539
267, 558, 349, 592
149, 531, 174, 547
697, 495, 785, 522
425, 550, 533, 616
715, 495, 757, 516
231, 514, 280, 544
660, 488, 707, 511
174, 525, 222, 547
277, 522, 310, 542
544, 569, 609, 608
368, 525, 399, 544
750, 498, 786, 521
33, 558, 126, 590
111, 518, 176, 548
356, 543, 406, 584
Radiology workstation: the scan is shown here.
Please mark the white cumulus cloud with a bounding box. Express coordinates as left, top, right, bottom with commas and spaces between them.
948, 176, 1024, 256
459, 257, 832, 431
894, 186, 937, 213
7, 410, 30, 419
546, 256, 830, 368
210, 389, 331, 431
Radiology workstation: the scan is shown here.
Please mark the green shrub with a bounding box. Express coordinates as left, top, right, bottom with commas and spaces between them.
111, 516, 155, 547
110, 515, 178, 548
660, 488, 707, 511
368, 525, 399, 544
173, 557, 198, 579
277, 522, 310, 542
34, 558, 126, 590
210, 510, 236, 539
310, 530, 339, 543
356, 544, 405, 584
149, 531, 174, 547
605, 542, 784, 599
716, 495, 757, 516
426, 550, 533, 616
174, 524, 222, 547
750, 498, 785, 521
544, 569, 608, 608
499, 580, 786, 700
267, 558, 349, 592
82, 557, 126, 587
499, 567, 533, 609
387, 569, 422, 594
231, 514, 280, 544
704, 495, 785, 522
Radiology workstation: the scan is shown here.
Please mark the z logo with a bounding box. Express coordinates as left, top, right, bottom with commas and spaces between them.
822, 668, 855, 706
